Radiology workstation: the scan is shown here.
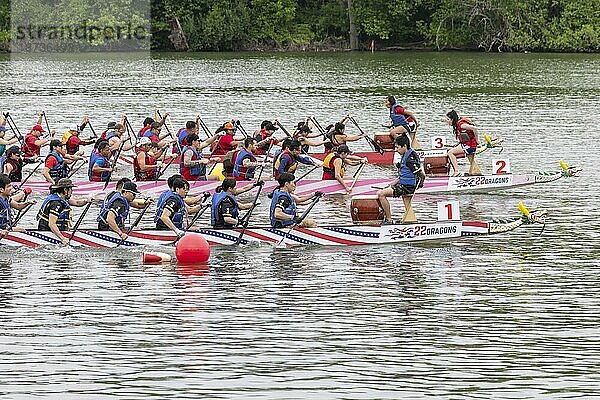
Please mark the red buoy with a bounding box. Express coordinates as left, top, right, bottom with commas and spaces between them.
175, 233, 210, 263
142, 251, 172, 264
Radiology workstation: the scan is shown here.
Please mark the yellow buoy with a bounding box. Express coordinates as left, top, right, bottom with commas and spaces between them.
484, 133, 492, 144
559, 160, 569, 171
518, 202, 530, 217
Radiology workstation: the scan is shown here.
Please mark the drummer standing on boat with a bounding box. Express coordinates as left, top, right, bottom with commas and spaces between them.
377, 134, 425, 224
385, 96, 420, 150
36, 178, 93, 246
446, 110, 482, 176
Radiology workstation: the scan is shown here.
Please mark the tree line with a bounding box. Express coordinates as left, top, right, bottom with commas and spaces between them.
1, 0, 598, 52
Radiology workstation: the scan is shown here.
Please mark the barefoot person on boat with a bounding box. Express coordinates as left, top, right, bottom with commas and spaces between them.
377, 134, 425, 224
36, 178, 93, 246
321, 144, 367, 194
270, 172, 322, 228
385, 96, 420, 149
446, 110, 482, 176
97, 181, 142, 241
210, 178, 257, 229
155, 177, 206, 237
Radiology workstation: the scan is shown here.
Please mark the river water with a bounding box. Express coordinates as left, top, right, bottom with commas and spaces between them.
1, 51, 599, 398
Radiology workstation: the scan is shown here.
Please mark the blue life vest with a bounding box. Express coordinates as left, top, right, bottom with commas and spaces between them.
97, 192, 130, 229
179, 146, 205, 177
37, 193, 72, 231
104, 131, 117, 141
390, 102, 409, 127
154, 190, 186, 229
233, 148, 257, 179
88, 150, 110, 182
0, 144, 5, 157
397, 148, 417, 187
46, 152, 69, 180
0, 155, 6, 173
210, 191, 239, 228
0, 196, 13, 230
270, 189, 296, 227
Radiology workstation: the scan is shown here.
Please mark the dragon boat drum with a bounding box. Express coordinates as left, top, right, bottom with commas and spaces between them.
350, 195, 384, 224
424, 155, 450, 176
374, 133, 395, 150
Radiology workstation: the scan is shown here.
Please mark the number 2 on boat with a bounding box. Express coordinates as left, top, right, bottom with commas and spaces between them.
493, 158, 511, 175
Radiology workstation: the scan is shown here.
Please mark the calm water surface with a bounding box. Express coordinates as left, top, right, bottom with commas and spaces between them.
0, 51, 599, 398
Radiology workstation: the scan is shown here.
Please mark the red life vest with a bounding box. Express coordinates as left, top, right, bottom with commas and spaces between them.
22, 134, 40, 158
456, 118, 478, 148
322, 153, 344, 180
133, 149, 157, 181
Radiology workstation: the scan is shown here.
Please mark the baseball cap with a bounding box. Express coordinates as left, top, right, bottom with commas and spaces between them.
224, 122, 234, 130
264, 122, 278, 132
31, 124, 45, 133
138, 137, 152, 146
69, 124, 80, 132
122, 181, 140, 195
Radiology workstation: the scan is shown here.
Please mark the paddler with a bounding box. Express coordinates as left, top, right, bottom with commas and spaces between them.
322, 117, 364, 153
377, 134, 425, 224
213, 122, 244, 156
154, 177, 206, 237
179, 133, 221, 181
175, 118, 202, 153
100, 177, 147, 211
88, 141, 113, 182
97, 181, 142, 241
64, 117, 95, 155
36, 178, 93, 246
22, 112, 50, 159
0, 119, 19, 156
0, 174, 36, 235
133, 137, 162, 181
321, 144, 367, 194
385, 96, 420, 149
273, 140, 321, 180
446, 110, 482, 176
210, 177, 260, 228
253, 121, 279, 156
138, 110, 168, 138
269, 172, 322, 228
232, 137, 269, 181
43, 140, 84, 185
2, 146, 24, 182
143, 121, 174, 149
105, 123, 135, 154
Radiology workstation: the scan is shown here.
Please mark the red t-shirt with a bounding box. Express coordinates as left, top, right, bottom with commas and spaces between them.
214, 134, 234, 156
45, 154, 59, 169
22, 134, 41, 157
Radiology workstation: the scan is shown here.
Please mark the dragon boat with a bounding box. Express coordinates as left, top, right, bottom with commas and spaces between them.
19, 162, 580, 198
0, 207, 547, 248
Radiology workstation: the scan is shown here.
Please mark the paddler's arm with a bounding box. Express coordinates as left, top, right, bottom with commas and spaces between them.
415, 168, 426, 189
10, 197, 36, 210
106, 210, 128, 240
159, 208, 184, 236
68, 197, 93, 207
404, 109, 418, 126
92, 159, 112, 174
199, 132, 223, 150
130, 198, 149, 209
234, 180, 263, 195
462, 123, 479, 142
36, 111, 44, 126
334, 158, 351, 193
292, 191, 321, 205
48, 214, 69, 246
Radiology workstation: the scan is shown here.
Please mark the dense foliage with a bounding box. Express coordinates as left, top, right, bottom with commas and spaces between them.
1, 0, 598, 52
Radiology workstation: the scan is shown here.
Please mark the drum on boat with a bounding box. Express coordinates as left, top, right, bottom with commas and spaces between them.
424, 155, 450, 176
350, 195, 384, 224
374, 133, 395, 150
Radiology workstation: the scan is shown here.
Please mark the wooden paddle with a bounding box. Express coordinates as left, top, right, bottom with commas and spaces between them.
276, 193, 322, 247
103, 134, 128, 190
348, 116, 384, 155
156, 110, 182, 154
42, 113, 54, 139
349, 161, 366, 191
115, 198, 153, 248
67, 201, 93, 246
